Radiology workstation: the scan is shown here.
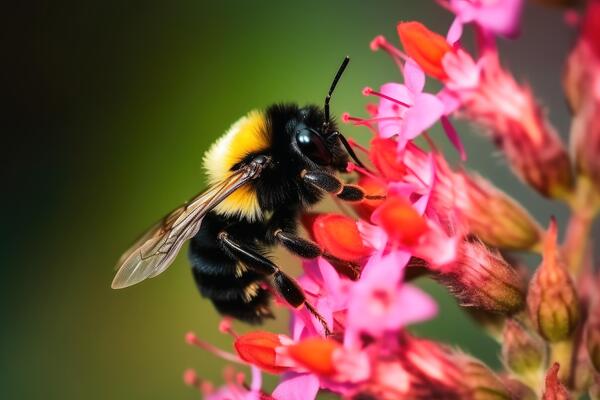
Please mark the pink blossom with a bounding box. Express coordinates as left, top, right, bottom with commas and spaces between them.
445, 0, 524, 39
374, 59, 445, 149
291, 258, 351, 340
345, 252, 437, 342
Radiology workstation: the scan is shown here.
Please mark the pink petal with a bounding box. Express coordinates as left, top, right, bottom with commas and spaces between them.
442, 49, 480, 92
437, 88, 461, 115
404, 59, 425, 94
412, 222, 458, 267
357, 221, 388, 250
272, 373, 320, 400
450, 0, 523, 38
447, 17, 464, 44
318, 257, 341, 294
393, 284, 438, 325
401, 93, 444, 140
312, 299, 334, 334
361, 251, 409, 284
441, 115, 466, 161
377, 83, 413, 139
473, 0, 523, 38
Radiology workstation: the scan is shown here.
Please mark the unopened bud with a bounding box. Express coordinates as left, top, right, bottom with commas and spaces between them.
234, 331, 286, 374
439, 239, 526, 314
460, 53, 574, 199
397, 21, 453, 80
502, 319, 545, 376
397, 334, 512, 399
564, 0, 600, 112
461, 354, 513, 399
502, 377, 538, 400
542, 363, 570, 400
433, 155, 543, 250
570, 101, 600, 194
564, 1, 600, 195
527, 220, 580, 342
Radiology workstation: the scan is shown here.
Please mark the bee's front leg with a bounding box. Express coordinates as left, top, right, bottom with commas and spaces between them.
273, 229, 361, 280
301, 170, 385, 202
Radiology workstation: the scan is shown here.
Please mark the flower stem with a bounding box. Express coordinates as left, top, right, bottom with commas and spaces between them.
564, 175, 600, 277
549, 340, 574, 386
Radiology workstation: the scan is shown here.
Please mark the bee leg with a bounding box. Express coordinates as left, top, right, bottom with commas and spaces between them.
218, 232, 332, 336
301, 170, 385, 202
273, 229, 361, 280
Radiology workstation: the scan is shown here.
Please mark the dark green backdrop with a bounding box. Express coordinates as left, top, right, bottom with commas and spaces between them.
4, 1, 574, 398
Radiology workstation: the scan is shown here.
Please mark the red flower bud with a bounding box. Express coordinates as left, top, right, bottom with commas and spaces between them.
287, 337, 341, 376
397, 22, 452, 80
234, 331, 286, 374
542, 363, 570, 400
313, 214, 372, 261
527, 219, 580, 342
371, 197, 428, 246
502, 319, 545, 376
440, 240, 526, 314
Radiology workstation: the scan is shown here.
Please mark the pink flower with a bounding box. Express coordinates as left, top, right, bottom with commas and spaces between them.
445, 0, 524, 39
345, 252, 437, 342
291, 258, 351, 340
272, 372, 320, 400
372, 59, 445, 149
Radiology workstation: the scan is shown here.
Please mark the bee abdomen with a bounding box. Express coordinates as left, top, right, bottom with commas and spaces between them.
190, 264, 273, 324
188, 215, 274, 324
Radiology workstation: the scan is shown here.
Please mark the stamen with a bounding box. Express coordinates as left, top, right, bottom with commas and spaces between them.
183, 369, 201, 390
347, 162, 380, 180
370, 35, 407, 70
347, 138, 370, 155
219, 317, 238, 338
185, 331, 243, 364
363, 87, 411, 108
344, 112, 404, 126
341, 112, 379, 135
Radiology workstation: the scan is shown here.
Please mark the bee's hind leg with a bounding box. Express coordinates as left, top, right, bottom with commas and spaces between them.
217, 231, 331, 336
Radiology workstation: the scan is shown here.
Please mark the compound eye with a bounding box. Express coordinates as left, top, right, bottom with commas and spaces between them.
296, 128, 332, 165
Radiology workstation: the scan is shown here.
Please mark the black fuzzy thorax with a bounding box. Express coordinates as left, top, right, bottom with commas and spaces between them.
189, 103, 349, 323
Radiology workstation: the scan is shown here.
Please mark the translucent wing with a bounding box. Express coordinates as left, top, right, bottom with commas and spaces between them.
112, 167, 254, 289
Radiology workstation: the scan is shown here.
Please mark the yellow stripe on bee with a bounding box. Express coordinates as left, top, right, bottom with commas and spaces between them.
203, 110, 270, 221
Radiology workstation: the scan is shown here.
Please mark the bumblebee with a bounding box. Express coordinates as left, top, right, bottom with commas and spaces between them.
112, 58, 378, 333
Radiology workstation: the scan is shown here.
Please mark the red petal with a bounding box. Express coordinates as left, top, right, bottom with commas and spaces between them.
234, 331, 286, 374
287, 338, 340, 376
313, 214, 372, 261
372, 197, 428, 246
370, 137, 406, 180
397, 21, 452, 80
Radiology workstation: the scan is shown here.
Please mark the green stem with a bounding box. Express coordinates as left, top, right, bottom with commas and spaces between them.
564, 176, 600, 277
550, 340, 574, 385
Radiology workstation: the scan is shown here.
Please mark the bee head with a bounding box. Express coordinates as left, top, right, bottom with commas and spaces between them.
293, 57, 366, 171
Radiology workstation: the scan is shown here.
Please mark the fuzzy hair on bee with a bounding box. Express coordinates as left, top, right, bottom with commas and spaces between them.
112, 57, 380, 334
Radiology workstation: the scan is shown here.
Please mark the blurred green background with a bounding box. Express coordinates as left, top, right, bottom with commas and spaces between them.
4, 1, 576, 398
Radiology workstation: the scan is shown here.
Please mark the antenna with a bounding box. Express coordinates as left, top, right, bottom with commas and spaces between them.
324, 56, 350, 127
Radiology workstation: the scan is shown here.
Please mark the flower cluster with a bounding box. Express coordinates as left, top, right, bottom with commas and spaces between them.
184, 0, 600, 398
